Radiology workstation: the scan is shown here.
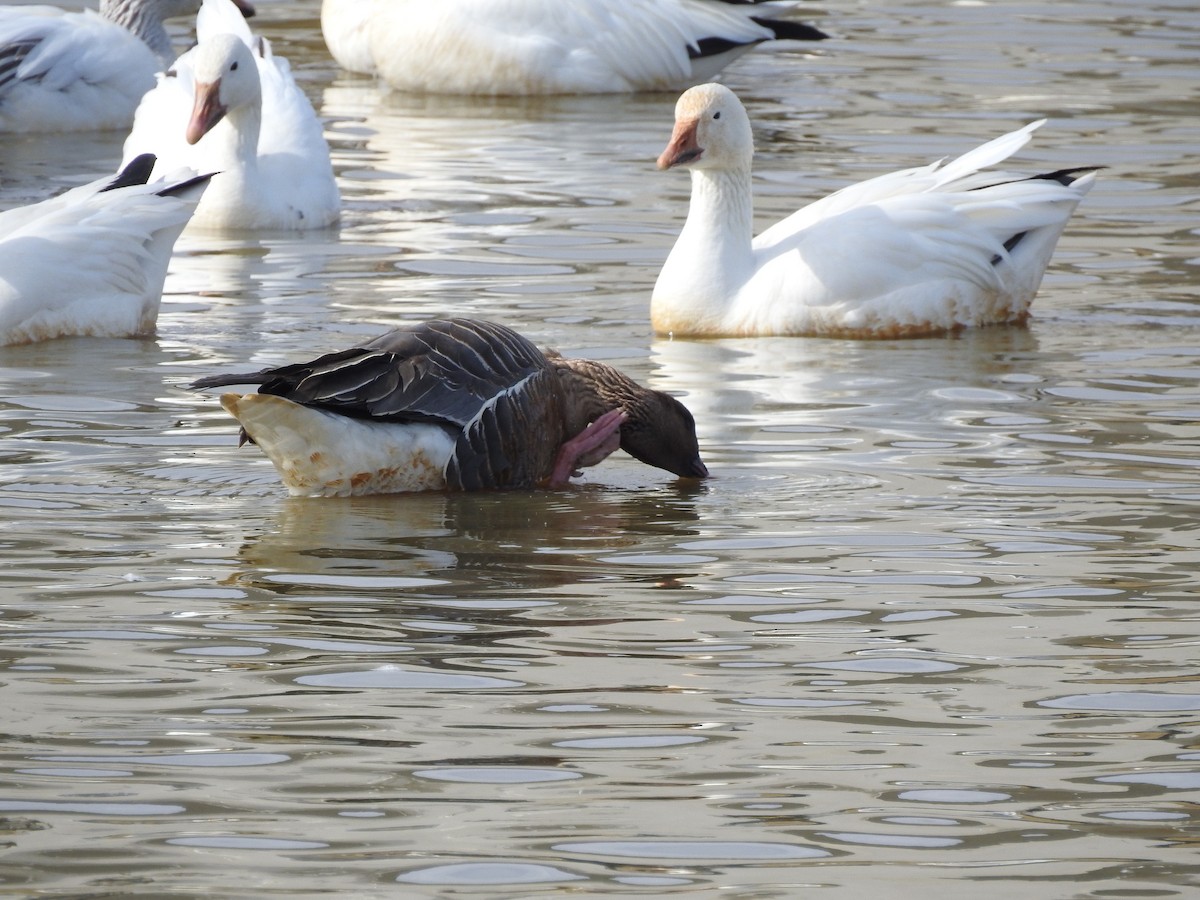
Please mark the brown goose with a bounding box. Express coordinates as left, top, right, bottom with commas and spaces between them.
190, 318, 708, 496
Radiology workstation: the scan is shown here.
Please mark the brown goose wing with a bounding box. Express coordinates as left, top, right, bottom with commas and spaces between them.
445, 365, 569, 490
191, 318, 552, 430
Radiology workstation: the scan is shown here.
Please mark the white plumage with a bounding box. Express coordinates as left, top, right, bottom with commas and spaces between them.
0, 156, 210, 345
0, 0, 202, 132
123, 0, 339, 231
218, 393, 455, 496
320, 0, 376, 77
320, 0, 827, 94
652, 83, 1097, 338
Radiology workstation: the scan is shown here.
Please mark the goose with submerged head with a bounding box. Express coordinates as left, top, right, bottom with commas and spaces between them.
191, 318, 708, 497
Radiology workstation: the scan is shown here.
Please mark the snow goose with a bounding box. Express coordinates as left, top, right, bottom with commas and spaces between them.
0, 155, 211, 345
190, 318, 709, 496
320, 0, 827, 93
122, 0, 339, 230
652, 83, 1098, 339
0, 0, 253, 133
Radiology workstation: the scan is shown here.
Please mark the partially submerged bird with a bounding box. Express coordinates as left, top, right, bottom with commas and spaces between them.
122, 0, 339, 230
0, 0, 253, 132
191, 318, 708, 496
652, 83, 1097, 338
0, 154, 211, 345
320, 0, 827, 94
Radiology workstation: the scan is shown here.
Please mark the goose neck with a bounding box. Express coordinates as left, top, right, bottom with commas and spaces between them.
207, 102, 261, 175
683, 167, 754, 263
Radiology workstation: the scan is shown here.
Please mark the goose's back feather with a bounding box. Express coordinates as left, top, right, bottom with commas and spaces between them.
216, 319, 557, 428
755, 121, 1047, 249
748, 169, 1097, 337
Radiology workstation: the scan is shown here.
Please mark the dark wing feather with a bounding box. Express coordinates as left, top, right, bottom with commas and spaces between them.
351, 319, 553, 426
100, 154, 157, 193
157, 169, 217, 199
445, 368, 568, 490
749, 17, 828, 43
190, 318, 556, 432
189, 346, 367, 392
0, 38, 40, 93
688, 13, 827, 60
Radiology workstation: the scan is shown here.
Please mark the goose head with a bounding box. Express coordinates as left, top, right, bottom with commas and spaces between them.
657, 83, 754, 173
555, 357, 708, 480
621, 389, 709, 480
186, 33, 261, 145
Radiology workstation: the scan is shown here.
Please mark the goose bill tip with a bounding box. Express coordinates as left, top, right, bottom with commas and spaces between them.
187, 83, 226, 145
658, 119, 701, 169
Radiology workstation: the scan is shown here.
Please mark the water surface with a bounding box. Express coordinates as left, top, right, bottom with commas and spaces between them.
2, 1, 1199, 896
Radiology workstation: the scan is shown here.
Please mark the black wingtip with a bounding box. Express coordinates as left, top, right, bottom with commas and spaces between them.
156, 170, 218, 198
1031, 165, 1105, 186
100, 154, 157, 193
189, 371, 263, 391
689, 16, 828, 59
752, 17, 830, 43
971, 165, 1104, 194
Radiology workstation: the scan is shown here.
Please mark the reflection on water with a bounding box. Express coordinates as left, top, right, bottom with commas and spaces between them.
2, 0, 1199, 895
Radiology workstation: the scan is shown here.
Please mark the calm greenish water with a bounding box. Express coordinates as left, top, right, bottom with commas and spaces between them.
2, 0, 1198, 896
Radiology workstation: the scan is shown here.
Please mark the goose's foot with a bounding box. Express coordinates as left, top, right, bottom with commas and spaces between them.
547, 408, 628, 487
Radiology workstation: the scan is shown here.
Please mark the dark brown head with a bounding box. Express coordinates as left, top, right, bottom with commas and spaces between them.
621, 388, 709, 479
552, 356, 708, 480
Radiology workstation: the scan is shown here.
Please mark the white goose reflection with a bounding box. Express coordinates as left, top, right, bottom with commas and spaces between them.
651, 328, 1043, 434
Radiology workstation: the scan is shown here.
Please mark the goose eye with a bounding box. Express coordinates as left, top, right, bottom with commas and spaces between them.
230, 61, 239, 71
713, 111, 721, 120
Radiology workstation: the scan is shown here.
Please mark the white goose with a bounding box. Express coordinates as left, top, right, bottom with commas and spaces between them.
652, 83, 1097, 339
191, 318, 708, 497
0, 155, 211, 345
320, 0, 827, 94
0, 0, 218, 132
0, 0, 253, 133
122, 0, 339, 230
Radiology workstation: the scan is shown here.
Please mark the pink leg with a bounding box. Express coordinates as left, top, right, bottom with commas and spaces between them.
547, 408, 628, 487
